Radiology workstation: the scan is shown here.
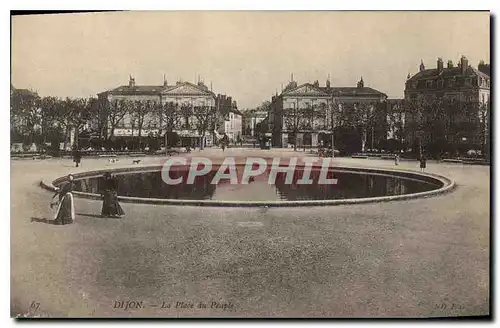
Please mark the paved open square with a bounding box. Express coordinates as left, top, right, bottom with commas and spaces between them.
11, 148, 489, 317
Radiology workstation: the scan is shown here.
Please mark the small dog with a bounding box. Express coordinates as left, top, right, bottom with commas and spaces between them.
108, 158, 119, 163
132, 159, 142, 164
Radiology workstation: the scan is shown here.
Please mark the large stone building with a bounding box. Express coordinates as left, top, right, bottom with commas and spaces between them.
222, 108, 243, 143
97, 76, 239, 147
404, 56, 491, 153
214, 95, 243, 142
242, 110, 268, 137
405, 56, 490, 104
269, 77, 387, 152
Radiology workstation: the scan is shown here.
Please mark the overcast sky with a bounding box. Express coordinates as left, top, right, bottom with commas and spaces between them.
11, 11, 490, 109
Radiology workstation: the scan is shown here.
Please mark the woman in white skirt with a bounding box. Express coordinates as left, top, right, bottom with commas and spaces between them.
50, 174, 76, 225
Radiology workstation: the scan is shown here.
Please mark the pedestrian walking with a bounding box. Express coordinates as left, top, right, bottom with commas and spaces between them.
50, 174, 76, 225
100, 172, 125, 218
72, 147, 82, 167
420, 156, 427, 172
394, 153, 400, 166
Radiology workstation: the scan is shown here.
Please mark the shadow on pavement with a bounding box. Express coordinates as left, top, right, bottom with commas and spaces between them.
30, 217, 61, 225
76, 213, 123, 219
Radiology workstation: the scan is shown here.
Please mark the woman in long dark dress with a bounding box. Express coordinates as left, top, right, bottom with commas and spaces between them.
101, 173, 125, 218
50, 174, 76, 225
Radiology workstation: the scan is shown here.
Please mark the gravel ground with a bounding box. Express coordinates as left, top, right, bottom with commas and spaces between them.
11, 148, 490, 318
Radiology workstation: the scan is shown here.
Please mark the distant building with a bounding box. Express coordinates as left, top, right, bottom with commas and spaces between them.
405, 56, 490, 104
384, 99, 406, 148
214, 95, 243, 142
98, 76, 218, 147
269, 77, 387, 151
243, 110, 268, 137
223, 107, 243, 142
404, 56, 490, 150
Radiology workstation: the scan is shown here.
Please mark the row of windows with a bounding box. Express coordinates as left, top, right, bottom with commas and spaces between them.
409, 93, 489, 103
410, 77, 490, 89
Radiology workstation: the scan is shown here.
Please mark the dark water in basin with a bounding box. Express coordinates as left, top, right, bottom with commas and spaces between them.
72, 168, 442, 201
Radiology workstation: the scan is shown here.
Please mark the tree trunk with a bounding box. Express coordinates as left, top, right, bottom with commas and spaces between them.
371, 126, 374, 150
361, 127, 367, 152
74, 126, 79, 148
331, 131, 335, 158
63, 126, 70, 150
138, 125, 142, 151
164, 133, 168, 156
200, 131, 205, 150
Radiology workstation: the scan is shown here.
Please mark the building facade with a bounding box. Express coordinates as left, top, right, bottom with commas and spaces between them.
243, 110, 268, 137
98, 76, 219, 147
405, 56, 490, 104
269, 77, 387, 152
222, 108, 243, 143
404, 56, 490, 153
214, 95, 243, 142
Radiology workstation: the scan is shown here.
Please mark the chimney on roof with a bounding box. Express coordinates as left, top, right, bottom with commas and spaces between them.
460, 56, 468, 75
437, 57, 443, 74
419, 60, 425, 72
163, 74, 168, 87
357, 76, 364, 88
447, 60, 454, 69
326, 75, 331, 89
313, 80, 319, 87
129, 75, 135, 88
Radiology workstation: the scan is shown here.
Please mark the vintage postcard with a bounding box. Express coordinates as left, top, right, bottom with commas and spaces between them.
10, 11, 490, 318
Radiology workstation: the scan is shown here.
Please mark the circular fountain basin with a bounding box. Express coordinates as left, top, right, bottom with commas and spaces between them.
42, 164, 455, 207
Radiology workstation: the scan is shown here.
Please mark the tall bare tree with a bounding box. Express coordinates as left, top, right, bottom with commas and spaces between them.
38, 96, 61, 144
63, 97, 99, 148
193, 105, 216, 149
106, 99, 131, 141
159, 101, 182, 149
283, 103, 307, 151
10, 88, 40, 145
130, 100, 154, 149
326, 99, 341, 151
179, 103, 194, 131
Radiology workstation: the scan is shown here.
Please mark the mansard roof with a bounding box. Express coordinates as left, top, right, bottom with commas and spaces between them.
106, 85, 166, 96
102, 81, 215, 97
282, 83, 330, 97
321, 86, 386, 97
281, 82, 386, 98
161, 82, 215, 96
407, 65, 490, 81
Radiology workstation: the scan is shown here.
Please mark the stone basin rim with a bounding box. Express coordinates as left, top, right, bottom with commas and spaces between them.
39, 164, 455, 207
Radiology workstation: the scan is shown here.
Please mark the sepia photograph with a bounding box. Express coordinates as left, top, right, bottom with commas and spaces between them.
10, 10, 490, 318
